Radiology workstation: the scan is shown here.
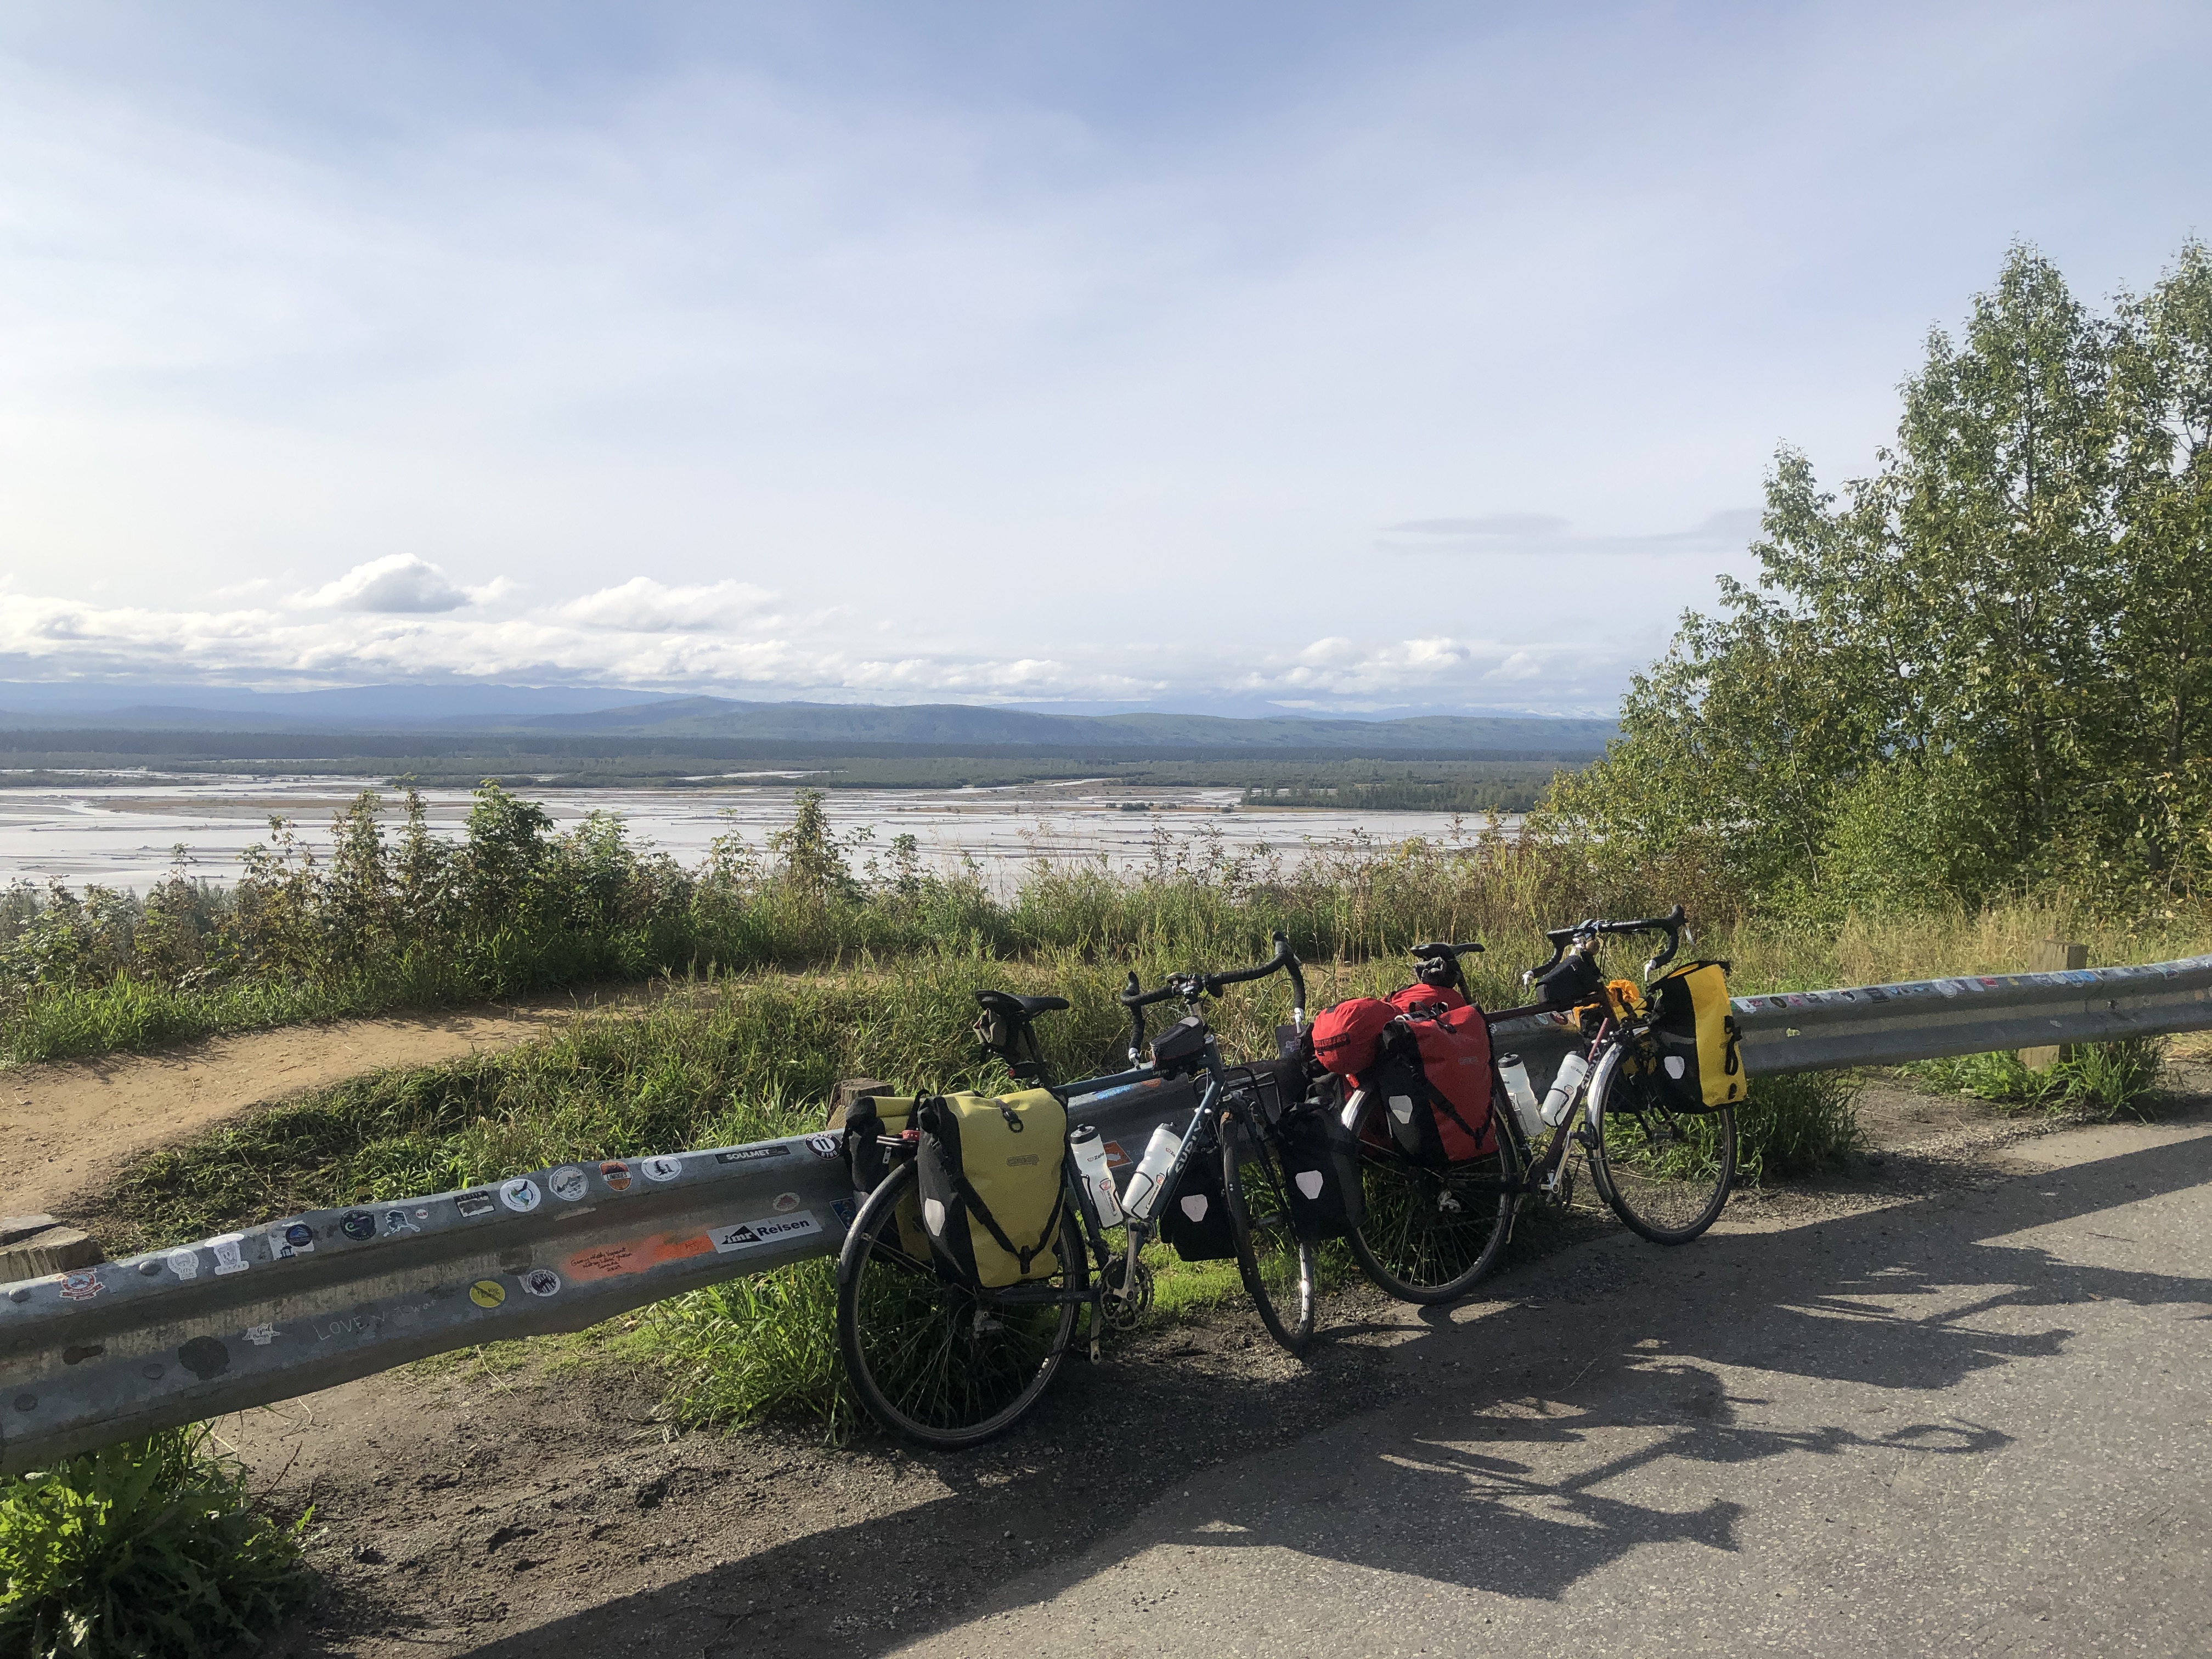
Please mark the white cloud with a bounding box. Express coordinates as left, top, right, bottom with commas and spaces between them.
558, 577, 775, 633
290, 555, 476, 613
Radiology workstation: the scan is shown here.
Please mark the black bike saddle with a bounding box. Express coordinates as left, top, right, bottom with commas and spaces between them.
972, 989, 1070, 1020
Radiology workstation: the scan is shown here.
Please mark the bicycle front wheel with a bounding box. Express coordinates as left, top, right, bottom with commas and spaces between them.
834, 1160, 1084, 1448
1346, 1096, 1521, 1304
1221, 1112, 1318, 1355
1587, 1047, 1736, 1244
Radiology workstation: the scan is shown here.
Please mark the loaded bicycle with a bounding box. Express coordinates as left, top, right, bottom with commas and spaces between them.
832, 934, 1322, 1449
1333, 905, 1739, 1304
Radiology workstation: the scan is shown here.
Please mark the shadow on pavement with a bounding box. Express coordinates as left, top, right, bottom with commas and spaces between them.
455, 1125, 2212, 1656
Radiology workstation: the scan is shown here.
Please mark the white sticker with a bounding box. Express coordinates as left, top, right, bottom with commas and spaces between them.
548, 1166, 590, 1203
210, 1233, 250, 1276
711, 1212, 823, 1253
806, 1133, 842, 1158
1180, 1194, 1210, 1222
1389, 1095, 1415, 1125
242, 1323, 280, 1346
922, 1199, 947, 1237
521, 1267, 562, 1297
500, 1178, 541, 1213
642, 1155, 685, 1183
165, 1248, 200, 1280
1295, 1171, 1325, 1201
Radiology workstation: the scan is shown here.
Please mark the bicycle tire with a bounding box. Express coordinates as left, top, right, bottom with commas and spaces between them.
1345, 1092, 1521, 1304
1220, 1110, 1318, 1355
834, 1160, 1085, 1448
1585, 1043, 1736, 1244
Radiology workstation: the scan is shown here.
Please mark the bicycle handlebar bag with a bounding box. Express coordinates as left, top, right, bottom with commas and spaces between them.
914, 1089, 1068, 1288
1645, 961, 1743, 1110
1363, 1006, 1497, 1166
1312, 997, 1397, 1077
1274, 1098, 1367, 1242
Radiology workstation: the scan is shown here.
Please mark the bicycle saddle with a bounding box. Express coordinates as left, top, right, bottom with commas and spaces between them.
972, 989, 1070, 1020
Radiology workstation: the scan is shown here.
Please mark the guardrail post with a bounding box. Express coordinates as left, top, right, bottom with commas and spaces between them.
2021, 941, 2090, 1068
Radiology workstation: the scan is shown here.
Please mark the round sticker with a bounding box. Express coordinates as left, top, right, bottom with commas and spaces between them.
600, 1161, 633, 1192
772, 1192, 801, 1214
641, 1156, 684, 1183
521, 1267, 562, 1297
499, 1178, 541, 1213
548, 1165, 589, 1203
340, 1211, 376, 1241
283, 1222, 313, 1248
468, 1279, 507, 1309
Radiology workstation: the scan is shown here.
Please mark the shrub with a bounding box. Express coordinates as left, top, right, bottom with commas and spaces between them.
0, 1426, 311, 1659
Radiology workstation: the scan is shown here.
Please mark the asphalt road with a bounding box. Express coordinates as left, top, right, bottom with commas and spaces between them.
888, 1116, 2212, 1658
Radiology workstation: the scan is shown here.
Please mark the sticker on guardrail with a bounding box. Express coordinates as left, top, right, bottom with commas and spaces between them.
600, 1161, 633, 1192
521, 1268, 562, 1297
455, 1190, 495, 1218
712, 1146, 792, 1165
642, 1156, 686, 1182
210, 1233, 250, 1275
562, 1232, 713, 1282
469, 1279, 507, 1308
710, 1214, 820, 1253
549, 1166, 589, 1202
500, 1179, 541, 1213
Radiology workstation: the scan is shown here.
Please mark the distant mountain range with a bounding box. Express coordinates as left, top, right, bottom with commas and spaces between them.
512, 696, 1617, 752
0, 684, 1616, 755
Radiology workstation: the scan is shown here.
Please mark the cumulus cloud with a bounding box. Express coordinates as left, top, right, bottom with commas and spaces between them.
291, 555, 479, 614
0, 580, 1629, 717
558, 577, 776, 633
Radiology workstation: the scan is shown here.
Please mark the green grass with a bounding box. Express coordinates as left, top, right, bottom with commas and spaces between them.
0, 1426, 312, 1659
1905, 1037, 2170, 1121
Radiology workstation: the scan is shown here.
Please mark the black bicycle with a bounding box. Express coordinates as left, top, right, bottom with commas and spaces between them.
1339, 940, 1521, 1304
833, 936, 1317, 1449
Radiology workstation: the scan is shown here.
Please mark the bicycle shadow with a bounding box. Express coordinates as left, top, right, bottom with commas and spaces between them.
446, 1125, 2212, 1657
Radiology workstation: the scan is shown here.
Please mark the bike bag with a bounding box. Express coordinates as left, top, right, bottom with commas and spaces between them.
913, 1088, 1068, 1288
1532, 950, 1605, 1012
1388, 981, 1468, 1018
1645, 961, 1743, 1110
1158, 1147, 1238, 1262
1274, 1097, 1367, 1243
1362, 1005, 1497, 1166
843, 1095, 932, 1257
1312, 997, 1397, 1077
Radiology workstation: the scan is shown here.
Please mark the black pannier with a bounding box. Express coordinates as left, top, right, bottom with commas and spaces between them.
1274, 1097, 1367, 1242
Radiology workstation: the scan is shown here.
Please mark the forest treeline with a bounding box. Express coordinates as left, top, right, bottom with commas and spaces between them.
1538, 240, 2212, 921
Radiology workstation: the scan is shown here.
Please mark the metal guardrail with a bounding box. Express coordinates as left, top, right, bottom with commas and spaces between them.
6, 951, 2211, 1474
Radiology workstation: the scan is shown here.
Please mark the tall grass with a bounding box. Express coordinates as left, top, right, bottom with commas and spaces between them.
1907, 1037, 2169, 1121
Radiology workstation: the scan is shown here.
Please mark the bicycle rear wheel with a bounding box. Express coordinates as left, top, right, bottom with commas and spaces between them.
834, 1160, 1085, 1448
1587, 1047, 1736, 1244
1220, 1112, 1318, 1355
1346, 1096, 1521, 1304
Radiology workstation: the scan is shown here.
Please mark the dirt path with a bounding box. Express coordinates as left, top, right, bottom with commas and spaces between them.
2, 991, 646, 1217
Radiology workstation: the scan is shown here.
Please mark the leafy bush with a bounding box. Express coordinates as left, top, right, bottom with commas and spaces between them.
0, 1426, 311, 1659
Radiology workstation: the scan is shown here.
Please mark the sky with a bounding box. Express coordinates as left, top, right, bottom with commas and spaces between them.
0, 1, 2205, 719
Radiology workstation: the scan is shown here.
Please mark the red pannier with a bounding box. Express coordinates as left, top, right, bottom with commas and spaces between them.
1365, 1003, 1497, 1166
1312, 995, 1498, 1167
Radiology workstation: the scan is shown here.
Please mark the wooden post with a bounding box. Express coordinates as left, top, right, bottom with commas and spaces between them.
2019, 941, 2089, 1070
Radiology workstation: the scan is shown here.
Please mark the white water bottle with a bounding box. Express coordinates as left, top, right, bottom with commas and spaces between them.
1539, 1051, 1590, 1128
1120, 1125, 1183, 1224
1497, 1054, 1543, 1137
1068, 1124, 1124, 1228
